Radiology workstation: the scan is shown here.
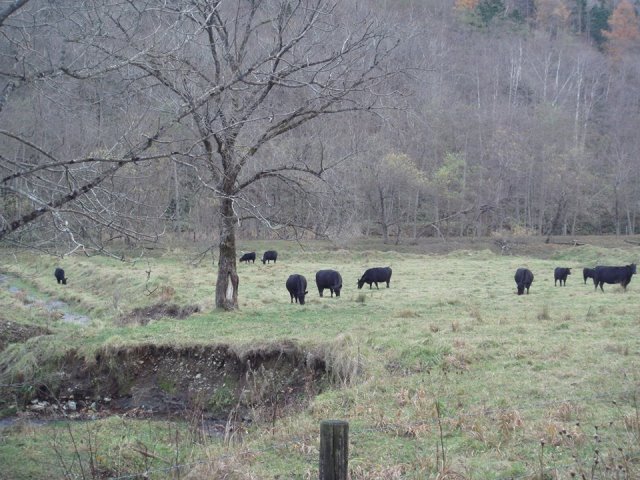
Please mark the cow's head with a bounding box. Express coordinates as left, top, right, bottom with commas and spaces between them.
299, 290, 308, 305
516, 285, 524, 295
631, 264, 637, 274
357, 277, 365, 289
566, 268, 571, 274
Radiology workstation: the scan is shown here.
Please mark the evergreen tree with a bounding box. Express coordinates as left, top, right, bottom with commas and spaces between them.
589, 3, 611, 49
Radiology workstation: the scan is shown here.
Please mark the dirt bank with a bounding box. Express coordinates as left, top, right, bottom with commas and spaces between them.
0, 320, 50, 352
3, 340, 327, 422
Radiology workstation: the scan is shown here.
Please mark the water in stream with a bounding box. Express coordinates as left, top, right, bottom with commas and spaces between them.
0, 273, 90, 325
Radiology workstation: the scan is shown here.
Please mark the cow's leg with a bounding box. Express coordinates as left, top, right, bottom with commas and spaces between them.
375, 282, 379, 289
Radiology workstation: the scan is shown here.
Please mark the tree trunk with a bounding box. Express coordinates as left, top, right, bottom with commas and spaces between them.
545, 194, 567, 244
378, 186, 389, 244
412, 189, 419, 240
215, 196, 239, 310
173, 160, 180, 232
614, 184, 620, 236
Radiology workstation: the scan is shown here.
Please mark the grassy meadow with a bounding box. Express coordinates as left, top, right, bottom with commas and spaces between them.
1, 238, 639, 479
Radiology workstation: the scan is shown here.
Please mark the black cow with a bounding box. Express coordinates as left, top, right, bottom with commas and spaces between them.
262, 250, 278, 264
554, 267, 571, 286
357, 267, 392, 290
514, 268, 533, 295
54, 267, 67, 285
239, 252, 256, 263
286, 274, 308, 305
593, 264, 637, 292
315, 270, 342, 297
583, 267, 596, 284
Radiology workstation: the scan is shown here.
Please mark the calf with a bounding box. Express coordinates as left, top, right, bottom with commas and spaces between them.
583, 267, 596, 284
554, 267, 571, 286
54, 267, 67, 285
315, 270, 342, 297
262, 250, 278, 264
239, 252, 256, 263
286, 274, 308, 305
593, 264, 637, 292
514, 268, 533, 295
357, 267, 392, 290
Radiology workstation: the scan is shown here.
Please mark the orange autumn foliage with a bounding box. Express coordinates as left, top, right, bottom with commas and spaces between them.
454, 0, 480, 11
604, 0, 640, 58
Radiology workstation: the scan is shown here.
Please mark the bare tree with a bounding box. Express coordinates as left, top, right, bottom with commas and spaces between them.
0, 1, 401, 309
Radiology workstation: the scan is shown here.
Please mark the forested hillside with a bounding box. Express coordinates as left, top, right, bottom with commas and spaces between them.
1, 0, 639, 252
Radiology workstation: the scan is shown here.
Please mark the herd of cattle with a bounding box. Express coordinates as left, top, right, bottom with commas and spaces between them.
243, 250, 637, 302
286, 265, 393, 305
239, 249, 393, 305
52, 250, 637, 303
515, 263, 637, 295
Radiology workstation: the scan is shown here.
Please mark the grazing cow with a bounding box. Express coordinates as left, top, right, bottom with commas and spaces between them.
239, 252, 256, 263
593, 264, 637, 292
54, 267, 67, 285
262, 250, 278, 264
514, 268, 533, 295
583, 267, 596, 285
554, 267, 571, 286
286, 274, 308, 305
315, 270, 343, 297
357, 267, 392, 290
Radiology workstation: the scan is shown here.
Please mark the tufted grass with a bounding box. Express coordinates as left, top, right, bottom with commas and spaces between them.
1, 238, 640, 479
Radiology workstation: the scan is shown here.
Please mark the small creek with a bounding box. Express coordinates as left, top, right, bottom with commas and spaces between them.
0, 273, 90, 326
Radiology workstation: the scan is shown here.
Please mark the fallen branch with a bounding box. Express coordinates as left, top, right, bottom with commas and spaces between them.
548, 240, 586, 246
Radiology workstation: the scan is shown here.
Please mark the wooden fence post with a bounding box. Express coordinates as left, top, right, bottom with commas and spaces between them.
319, 420, 349, 480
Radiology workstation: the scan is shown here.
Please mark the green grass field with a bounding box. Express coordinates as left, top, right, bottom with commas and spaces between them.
1, 239, 639, 479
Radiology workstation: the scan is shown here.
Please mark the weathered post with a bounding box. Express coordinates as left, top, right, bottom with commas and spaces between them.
319, 420, 349, 480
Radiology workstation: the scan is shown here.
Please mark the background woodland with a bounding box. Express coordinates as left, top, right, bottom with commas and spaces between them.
2, 0, 640, 254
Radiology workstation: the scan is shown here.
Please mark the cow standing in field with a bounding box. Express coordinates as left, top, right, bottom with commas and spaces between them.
54, 268, 67, 285
239, 252, 256, 263
286, 274, 308, 305
262, 250, 278, 264
593, 264, 637, 292
514, 268, 533, 295
583, 268, 596, 284
554, 267, 571, 286
357, 267, 392, 289
315, 270, 342, 297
